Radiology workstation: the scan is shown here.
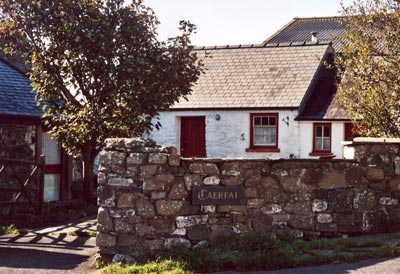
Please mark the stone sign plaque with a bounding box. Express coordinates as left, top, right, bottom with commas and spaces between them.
192, 186, 245, 205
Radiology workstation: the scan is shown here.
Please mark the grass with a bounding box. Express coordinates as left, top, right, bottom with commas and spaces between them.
98, 259, 190, 274
97, 232, 400, 273
0, 224, 20, 235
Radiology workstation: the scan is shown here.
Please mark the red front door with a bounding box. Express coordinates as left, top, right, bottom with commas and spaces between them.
181, 116, 206, 157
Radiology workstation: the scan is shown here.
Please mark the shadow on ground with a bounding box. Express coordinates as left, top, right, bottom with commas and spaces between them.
0, 247, 90, 270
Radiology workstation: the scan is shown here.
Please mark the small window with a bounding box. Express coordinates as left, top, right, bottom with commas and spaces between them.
313, 123, 331, 152
247, 113, 279, 152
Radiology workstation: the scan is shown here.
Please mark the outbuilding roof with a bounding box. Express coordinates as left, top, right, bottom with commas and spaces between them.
0, 58, 42, 121
172, 43, 331, 110
264, 16, 347, 51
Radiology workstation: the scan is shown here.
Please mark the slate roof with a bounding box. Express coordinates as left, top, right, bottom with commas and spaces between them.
296, 52, 350, 120
0, 58, 42, 119
263, 16, 347, 51
172, 43, 330, 110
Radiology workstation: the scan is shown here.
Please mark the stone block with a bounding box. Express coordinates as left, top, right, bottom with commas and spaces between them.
168, 155, 181, 166
168, 183, 187, 200
151, 191, 167, 200
99, 151, 126, 166
135, 198, 156, 218
96, 233, 116, 247
108, 178, 133, 187
127, 153, 146, 165
203, 163, 220, 175
184, 174, 203, 190
109, 208, 136, 218
117, 234, 139, 247
379, 197, 399, 205
136, 224, 155, 236
221, 163, 240, 176
156, 200, 184, 216
201, 205, 216, 213
317, 213, 332, 223
327, 190, 354, 213
117, 193, 136, 208
319, 171, 347, 189
98, 172, 107, 185
247, 198, 265, 207
232, 213, 248, 223
244, 176, 262, 187
280, 176, 301, 192
176, 215, 209, 228
148, 153, 168, 164
273, 214, 290, 226
288, 215, 314, 230
203, 175, 220, 185
301, 169, 322, 186
353, 190, 376, 210
155, 174, 175, 183
148, 217, 175, 230
189, 162, 204, 174
312, 199, 328, 212
221, 176, 242, 186
142, 178, 165, 191
260, 204, 282, 215
284, 201, 312, 215
114, 219, 135, 234
97, 186, 115, 207
173, 228, 187, 235
97, 207, 113, 232
249, 209, 273, 232
211, 225, 234, 240
164, 238, 192, 248
140, 165, 158, 178
187, 226, 210, 241
217, 205, 246, 213
245, 187, 257, 198
366, 168, 385, 182
389, 178, 400, 191
146, 239, 164, 251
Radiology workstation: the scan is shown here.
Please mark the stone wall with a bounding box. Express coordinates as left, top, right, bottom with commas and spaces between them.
96, 138, 400, 258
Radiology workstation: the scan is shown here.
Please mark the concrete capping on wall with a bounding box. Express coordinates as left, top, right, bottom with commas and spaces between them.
352, 137, 400, 144
96, 138, 400, 259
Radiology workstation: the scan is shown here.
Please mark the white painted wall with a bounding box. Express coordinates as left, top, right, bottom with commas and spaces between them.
149, 110, 300, 159
298, 121, 347, 159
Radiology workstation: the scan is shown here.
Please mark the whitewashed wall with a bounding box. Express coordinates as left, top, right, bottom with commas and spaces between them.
149, 110, 299, 159
298, 121, 346, 159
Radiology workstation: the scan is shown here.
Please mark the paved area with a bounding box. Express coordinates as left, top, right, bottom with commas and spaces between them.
0, 216, 97, 274
215, 257, 400, 274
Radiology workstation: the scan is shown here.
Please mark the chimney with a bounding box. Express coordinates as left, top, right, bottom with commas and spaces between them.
311, 31, 319, 43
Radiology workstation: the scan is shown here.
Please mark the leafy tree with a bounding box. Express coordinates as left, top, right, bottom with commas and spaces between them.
0, 0, 203, 200
336, 0, 400, 137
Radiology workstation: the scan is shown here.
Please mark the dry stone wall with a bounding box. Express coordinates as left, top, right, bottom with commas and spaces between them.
97, 138, 400, 258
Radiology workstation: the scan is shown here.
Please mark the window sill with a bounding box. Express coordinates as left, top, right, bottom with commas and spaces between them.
309, 152, 336, 159
246, 148, 280, 153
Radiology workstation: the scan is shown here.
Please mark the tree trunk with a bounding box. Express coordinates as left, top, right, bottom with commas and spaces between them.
82, 149, 95, 203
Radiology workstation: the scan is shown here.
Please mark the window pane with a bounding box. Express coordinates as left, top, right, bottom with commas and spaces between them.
315, 137, 323, 150
324, 126, 330, 137
254, 127, 276, 145
269, 116, 276, 125
261, 117, 269, 125
323, 137, 330, 150
316, 126, 322, 137
254, 117, 261, 125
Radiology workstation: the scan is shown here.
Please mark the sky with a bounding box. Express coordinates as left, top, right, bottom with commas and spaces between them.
144, 0, 353, 46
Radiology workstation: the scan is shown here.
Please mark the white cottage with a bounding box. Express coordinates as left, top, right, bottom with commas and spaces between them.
149, 41, 353, 159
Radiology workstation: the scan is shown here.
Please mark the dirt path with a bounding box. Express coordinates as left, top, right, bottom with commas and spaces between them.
0, 217, 97, 274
